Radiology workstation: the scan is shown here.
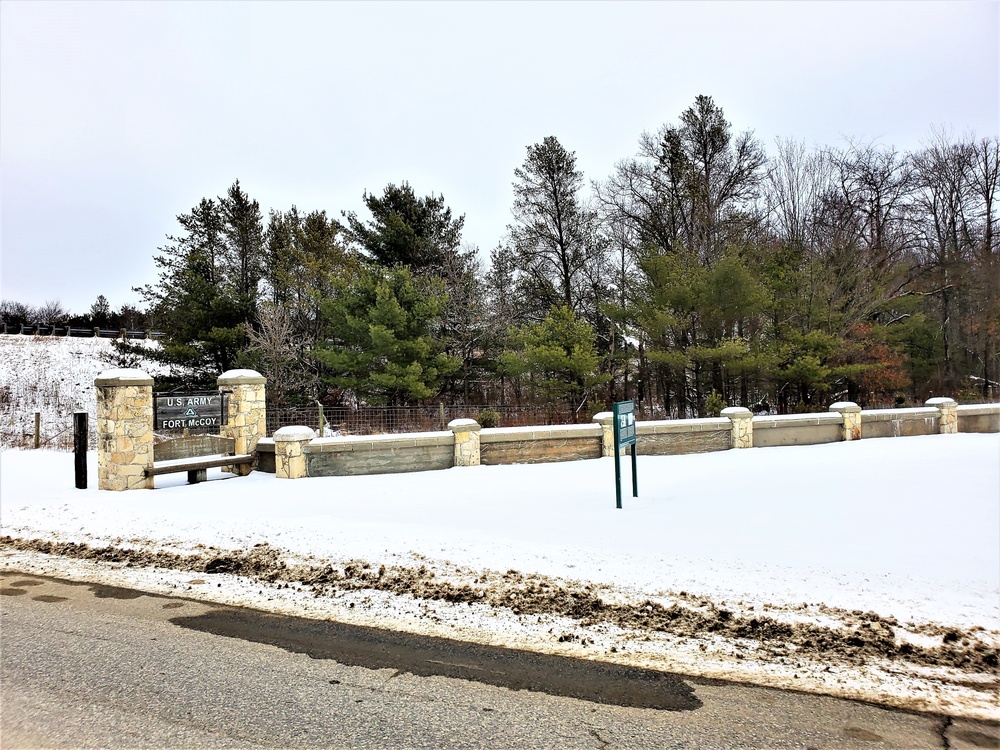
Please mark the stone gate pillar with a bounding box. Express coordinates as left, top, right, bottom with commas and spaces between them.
218, 369, 267, 474
95, 369, 154, 491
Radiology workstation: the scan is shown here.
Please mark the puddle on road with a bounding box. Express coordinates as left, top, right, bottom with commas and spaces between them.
171, 607, 703, 712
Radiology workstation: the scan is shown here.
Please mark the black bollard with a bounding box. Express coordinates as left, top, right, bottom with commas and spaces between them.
74, 412, 88, 489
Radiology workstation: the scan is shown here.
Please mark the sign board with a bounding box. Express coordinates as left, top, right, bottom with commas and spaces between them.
611, 400, 638, 509
614, 400, 636, 448
155, 393, 225, 431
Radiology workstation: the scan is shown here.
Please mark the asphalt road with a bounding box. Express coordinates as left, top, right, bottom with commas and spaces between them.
1, 571, 997, 749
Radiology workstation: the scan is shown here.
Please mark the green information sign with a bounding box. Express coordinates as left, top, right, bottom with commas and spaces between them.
612, 400, 638, 508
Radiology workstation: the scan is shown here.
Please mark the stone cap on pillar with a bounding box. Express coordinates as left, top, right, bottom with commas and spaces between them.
448, 418, 481, 433
94, 369, 153, 387
829, 401, 862, 414
218, 369, 266, 386
720, 406, 752, 419
593, 411, 613, 425
926, 397, 958, 408
273, 426, 316, 442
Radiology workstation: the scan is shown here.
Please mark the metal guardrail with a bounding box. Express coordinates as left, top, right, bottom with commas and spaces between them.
0, 324, 164, 339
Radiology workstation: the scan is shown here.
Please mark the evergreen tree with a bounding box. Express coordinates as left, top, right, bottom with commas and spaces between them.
132, 182, 266, 383
341, 182, 468, 278
501, 305, 609, 414
313, 265, 459, 406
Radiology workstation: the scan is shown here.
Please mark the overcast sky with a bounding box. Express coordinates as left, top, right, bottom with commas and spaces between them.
1, 0, 997, 315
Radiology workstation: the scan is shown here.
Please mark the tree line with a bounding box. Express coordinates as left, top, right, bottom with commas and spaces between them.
98, 96, 999, 416
0, 297, 151, 332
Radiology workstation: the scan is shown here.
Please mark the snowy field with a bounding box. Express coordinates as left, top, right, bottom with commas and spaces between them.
2, 433, 998, 718
0, 335, 163, 448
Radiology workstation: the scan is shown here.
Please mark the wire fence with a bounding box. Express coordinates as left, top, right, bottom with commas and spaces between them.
266, 404, 594, 436
1, 414, 98, 451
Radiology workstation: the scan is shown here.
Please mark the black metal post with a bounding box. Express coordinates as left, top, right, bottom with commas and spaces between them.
74, 412, 88, 489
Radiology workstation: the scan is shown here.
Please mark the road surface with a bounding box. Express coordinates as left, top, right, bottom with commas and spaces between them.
2, 571, 997, 749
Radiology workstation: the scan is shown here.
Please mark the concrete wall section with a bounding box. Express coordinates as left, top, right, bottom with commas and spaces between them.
636, 418, 730, 455
957, 404, 1000, 433
480, 424, 601, 465
860, 408, 939, 439
304, 432, 454, 476
753, 413, 843, 447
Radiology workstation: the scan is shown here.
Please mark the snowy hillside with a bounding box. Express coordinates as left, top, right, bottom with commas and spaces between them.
0, 335, 165, 448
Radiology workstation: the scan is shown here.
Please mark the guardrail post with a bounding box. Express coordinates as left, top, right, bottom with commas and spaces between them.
721, 406, 754, 448
829, 401, 862, 441
448, 418, 481, 466
926, 397, 958, 434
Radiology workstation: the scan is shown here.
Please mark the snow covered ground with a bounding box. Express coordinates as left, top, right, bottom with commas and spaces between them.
0, 335, 164, 448
2, 433, 998, 718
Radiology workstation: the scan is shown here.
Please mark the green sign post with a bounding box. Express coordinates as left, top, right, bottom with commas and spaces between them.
612, 400, 638, 509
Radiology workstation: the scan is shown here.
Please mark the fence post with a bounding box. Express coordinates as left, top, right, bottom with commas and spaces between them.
74, 412, 88, 489
34, 412, 40, 449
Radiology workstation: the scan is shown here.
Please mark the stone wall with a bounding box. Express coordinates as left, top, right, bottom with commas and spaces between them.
253, 399, 998, 481
304, 432, 454, 476
635, 418, 731, 455
752, 413, 843, 447
479, 424, 602, 465
957, 404, 1000, 433
860, 407, 939, 439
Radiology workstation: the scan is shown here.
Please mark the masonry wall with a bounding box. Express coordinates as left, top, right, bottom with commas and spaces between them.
753, 414, 843, 447
958, 405, 1000, 433
479, 424, 601, 465
304, 432, 453, 476
860, 408, 940, 439
253, 401, 1000, 480
635, 418, 730, 455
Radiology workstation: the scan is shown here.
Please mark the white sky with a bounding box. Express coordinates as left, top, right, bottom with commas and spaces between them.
1, 1, 997, 314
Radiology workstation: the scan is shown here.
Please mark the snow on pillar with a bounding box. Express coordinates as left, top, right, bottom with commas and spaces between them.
95, 369, 154, 491
722, 406, 753, 449
926, 397, 958, 434
449, 418, 481, 466
829, 402, 862, 441
274, 426, 315, 479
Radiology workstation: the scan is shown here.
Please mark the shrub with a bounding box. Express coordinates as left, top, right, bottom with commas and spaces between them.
477, 407, 500, 428
704, 390, 727, 417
